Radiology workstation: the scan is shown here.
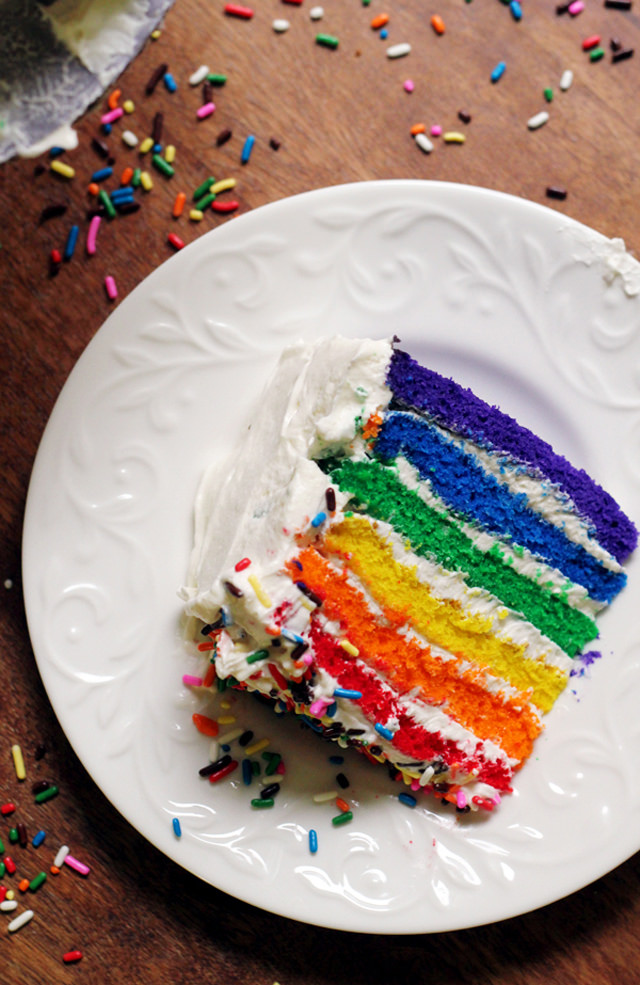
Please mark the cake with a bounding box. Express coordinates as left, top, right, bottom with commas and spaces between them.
181, 336, 636, 812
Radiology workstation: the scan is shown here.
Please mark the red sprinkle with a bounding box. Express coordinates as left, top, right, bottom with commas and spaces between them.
208, 759, 239, 782
212, 199, 239, 213
224, 3, 254, 16
4, 856, 17, 874
167, 232, 185, 250
235, 557, 251, 571
1, 802, 16, 816
62, 951, 83, 964
582, 34, 601, 50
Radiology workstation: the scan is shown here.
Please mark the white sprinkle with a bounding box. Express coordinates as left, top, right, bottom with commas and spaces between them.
189, 65, 210, 86
217, 728, 243, 745
121, 130, 138, 147
415, 132, 434, 154
272, 18, 290, 32
312, 790, 339, 803
8, 909, 34, 933
3, 578, 13, 589
527, 110, 550, 130
0, 900, 18, 912
387, 42, 411, 59
310, 5, 324, 18
419, 765, 435, 786
208, 739, 220, 762
53, 844, 70, 868
559, 68, 573, 91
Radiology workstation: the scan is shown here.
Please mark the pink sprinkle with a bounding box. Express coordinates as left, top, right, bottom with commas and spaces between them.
430, 124, 443, 137
86, 214, 101, 255
310, 698, 330, 717
410, 779, 421, 791
101, 107, 124, 125
403, 79, 414, 93
182, 674, 203, 687
568, 0, 584, 12
456, 789, 467, 810
196, 102, 216, 120
275, 760, 286, 775
104, 275, 118, 300
64, 854, 90, 877
301, 652, 313, 666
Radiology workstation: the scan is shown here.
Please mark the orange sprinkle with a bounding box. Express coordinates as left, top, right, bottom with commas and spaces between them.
335, 796, 350, 812
264, 624, 281, 636
192, 713, 219, 737
121, 166, 134, 186
50, 865, 60, 875
172, 191, 187, 218
107, 88, 122, 110
371, 12, 389, 28
203, 663, 217, 688
87, 182, 100, 196
431, 14, 445, 34
197, 641, 215, 651
410, 123, 426, 135
18, 878, 30, 892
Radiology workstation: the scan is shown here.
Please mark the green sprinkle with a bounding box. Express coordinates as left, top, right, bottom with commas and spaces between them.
9, 828, 18, 843
590, 47, 605, 62
206, 73, 227, 85
544, 87, 553, 102
246, 649, 270, 664
34, 785, 59, 804
152, 154, 174, 177
252, 760, 261, 776
251, 798, 275, 808
263, 752, 281, 775
192, 176, 215, 201
0, 861, 5, 878
331, 810, 353, 826
29, 871, 47, 892
194, 191, 216, 210
98, 189, 116, 220
316, 33, 339, 48
131, 167, 142, 188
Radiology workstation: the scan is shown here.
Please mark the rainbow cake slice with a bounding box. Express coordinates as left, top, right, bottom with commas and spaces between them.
181, 337, 636, 812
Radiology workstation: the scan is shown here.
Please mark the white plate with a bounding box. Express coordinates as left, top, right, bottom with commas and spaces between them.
23, 180, 640, 934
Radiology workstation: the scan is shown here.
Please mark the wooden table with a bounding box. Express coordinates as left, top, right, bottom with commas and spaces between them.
2, 1, 640, 981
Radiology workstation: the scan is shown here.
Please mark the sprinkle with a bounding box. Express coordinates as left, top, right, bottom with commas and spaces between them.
335, 796, 350, 812
32, 830, 46, 848
0, 900, 17, 912
333, 687, 362, 699
371, 12, 389, 28
241, 134, 256, 164
197, 102, 216, 120
8, 909, 34, 933
491, 61, 506, 82
120, 166, 134, 185
123, 99, 135, 113
244, 737, 270, 756
387, 42, 411, 58
209, 760, 239, 782
17, 823, 27, 848
217, 716, 237, 727
251, 798, 274, 808
456, 789, 468, 809
192, 713, 219, 737
1, 802, 16, 815
211, 177, 237, 194
152, 154, 175, 177
331, 810, 353, 826
582, 34, 601, 49
559, 68, 574, 90
336, 772, 350, 789
224, 580, 243, 597
403, 79, 414, 93
246, 648, 270, 665
261, 782, 280, 799
510, 0, 522, 19
339, 639, 358, 657
316, 33, 340, 48
273, 18, 290, 31
295, 581, 323, 606
310, 6, 324, 17
309, 829, 318, 852
208, 74, 228, 86
212, 200, 239, 213
86, 215, 101, 255
458, 109, 472, 123
168, 232, 185, 251
188, 66, 209, 87
182, 674, 203, 687
224, 3, 254, 16
50, 160, 75, 179
430, 14, 445, 33
53, 845, 69, 867
64, 854, 90, 876
18, 878, 30, 892
189, 209, 204, 221
612, 47, 634, 62
248, 574, 272, 607
104, 276, 118, 301
398, 792, 417, 807
310, 511, 327, 528
11, 745, 26, 781
443, 131, 466, 143
431, 124, 443, 136
172, 817, 182, 837
415, 133, 434, 154
62, 951, 83, 964
242, 759, 253, 784
568, 0, 584, 12
544, 87, 554, 101
172, 192, 187, 217
604, 0, 632, 6
589, 47, 605, 61
29, 872, 47, 892
38, 203, 68, 224
108, 88, 121, 110
34, 785, 59, 803
527, 110, 550, 129
199, 754, 232, 777
374, 722, 395, 741
164, 72, 178, 92
216, 128, 233, 147
4, 856, 16, 874
139, 136, 154, 154
165, 145, 176, 164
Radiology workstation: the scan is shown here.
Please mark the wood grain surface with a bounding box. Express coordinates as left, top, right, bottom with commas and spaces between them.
2, 1, 640, 982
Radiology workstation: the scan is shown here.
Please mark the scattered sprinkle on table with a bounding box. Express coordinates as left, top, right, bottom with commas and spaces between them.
527, 110, 550, 129
387, 42, 411, 58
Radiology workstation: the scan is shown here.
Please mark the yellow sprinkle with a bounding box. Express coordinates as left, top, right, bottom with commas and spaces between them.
210, 177, 237, 195
150, 28, 162, 39
140, 170, 153, 191
443, 131, 466, 143
243, 737, 270, 757
189, 209, 204, 221
220, 699, 232, 710
11, 744, 26, 781
123, 99, 135, 113
139, 136, 154, 154
6, 890, 15, 900
312, 790, 338, 802
339, 639, 359, 657
50, 160, 75, 179
248, 574, 272, 608
165, 144, 176, 164
217, 715, 236, 726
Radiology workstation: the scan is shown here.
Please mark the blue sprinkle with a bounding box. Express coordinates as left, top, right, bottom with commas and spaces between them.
374, 722, 395, 742
510, 0, 522, 19
241, 134, 256, 164
242, 758, 253, 785
328, 755, 344, 764
380, 27, 388, 38
221, 744, 231, 752
300, 715, 324, 733
309, 828, 318, 853
221, 606, 231, 626
333, 687, 363, 700
311, 511, 327, 528
153, 143, 163, 153
281, 627, 305, 645
172, 817, 182, 837
32, 830, 46, 848
49, 146, 64, 158
91, 166, 113, 182
102, 122, 112, 135
63, 224, 79, 261
398, 793, 417, 808
164, 72, 177, 92
110, 189, 135, 202
325, 701, 338, 718
491, 61, 506, 83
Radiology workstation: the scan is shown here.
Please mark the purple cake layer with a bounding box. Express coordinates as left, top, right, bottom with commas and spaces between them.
387, 348, 638, 564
